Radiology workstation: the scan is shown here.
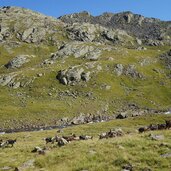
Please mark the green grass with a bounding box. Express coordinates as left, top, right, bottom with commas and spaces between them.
0, 44, 171, 129
0, 114, 171, 171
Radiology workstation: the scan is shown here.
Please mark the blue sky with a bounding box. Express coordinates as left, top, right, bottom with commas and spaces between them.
0, 0, 170, 21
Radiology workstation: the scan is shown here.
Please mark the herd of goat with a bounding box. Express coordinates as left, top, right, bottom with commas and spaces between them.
0, 120, 171, 154
138, 120, 171, 133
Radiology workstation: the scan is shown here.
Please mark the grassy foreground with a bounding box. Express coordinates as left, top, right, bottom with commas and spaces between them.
0, 114, 171, 171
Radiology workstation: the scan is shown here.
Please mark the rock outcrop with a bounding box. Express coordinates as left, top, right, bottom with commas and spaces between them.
0, 6, 65, 45
60, 11, 171, 45
51, 42, 103, 61
57, 67, 90, 85
65, 23, 135, 45
5, 55, 30, 69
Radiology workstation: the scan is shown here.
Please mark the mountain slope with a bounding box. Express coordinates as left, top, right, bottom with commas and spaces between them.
0, 6, 171, 131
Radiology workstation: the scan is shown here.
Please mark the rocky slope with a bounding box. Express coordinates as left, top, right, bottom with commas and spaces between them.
60, 11, 171, 45
0, 6, 171, 131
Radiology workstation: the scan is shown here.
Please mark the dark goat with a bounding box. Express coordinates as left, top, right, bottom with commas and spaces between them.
45, 137, 53, 144
157, 124, 166, 130
6, 139, 16, 147
148, 124, 158, 131
79, 135, 93, 140
138, 127, 147, 133
165, 120, 171, 129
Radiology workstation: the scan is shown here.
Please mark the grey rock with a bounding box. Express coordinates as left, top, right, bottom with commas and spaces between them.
136, 38, 142, 45
5, 55, 30, 69
13, 82, 20, 89
84, 49, 101, 61
1, 166, 12, 170
146, 39, 164, 46
66, 22, 134, 45
81, 72, 91, 82
160, 49, 171, 69
57, 67, 90, 85
71, 114, 86, 125
0, 34, 3, 41
115, 64, 124, 76
150, 134, 164, 141
51, 42, 102, 61
115, 64, 143, 79
21, 28, 35, 41
161, 153, 171, 158
125, 65, 142, 78
0, 75, 15, 86
60, 11, 170, 44
66, 23, 98, 42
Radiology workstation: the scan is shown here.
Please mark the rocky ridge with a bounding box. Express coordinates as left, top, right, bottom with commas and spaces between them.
59, 11, 171, 45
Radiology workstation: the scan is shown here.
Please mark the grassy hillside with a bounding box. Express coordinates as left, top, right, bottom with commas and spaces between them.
0, 43, 171, 130
0, 114, 171, 171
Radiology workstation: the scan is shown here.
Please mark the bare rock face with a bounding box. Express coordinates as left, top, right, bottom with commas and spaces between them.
57, 67, 90, 85
5, 55, 30, 69
60, 11, 171, 45
51, 42, 102, 61
66, 23, 99, 42
65, 23, 136, 45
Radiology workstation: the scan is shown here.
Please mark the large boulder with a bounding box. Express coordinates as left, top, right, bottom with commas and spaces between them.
5, 55, 30, 69
57, 67, 90, 85
66, 23, 98, 42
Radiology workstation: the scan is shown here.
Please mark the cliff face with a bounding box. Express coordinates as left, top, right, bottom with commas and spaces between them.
0, 6, 171, 130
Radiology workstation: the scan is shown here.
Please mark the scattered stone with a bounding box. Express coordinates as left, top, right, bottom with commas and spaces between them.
161, 153, 171, 158
1, 166, 12, 170
115, 64, 124, 76
149, 134, 164, 141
